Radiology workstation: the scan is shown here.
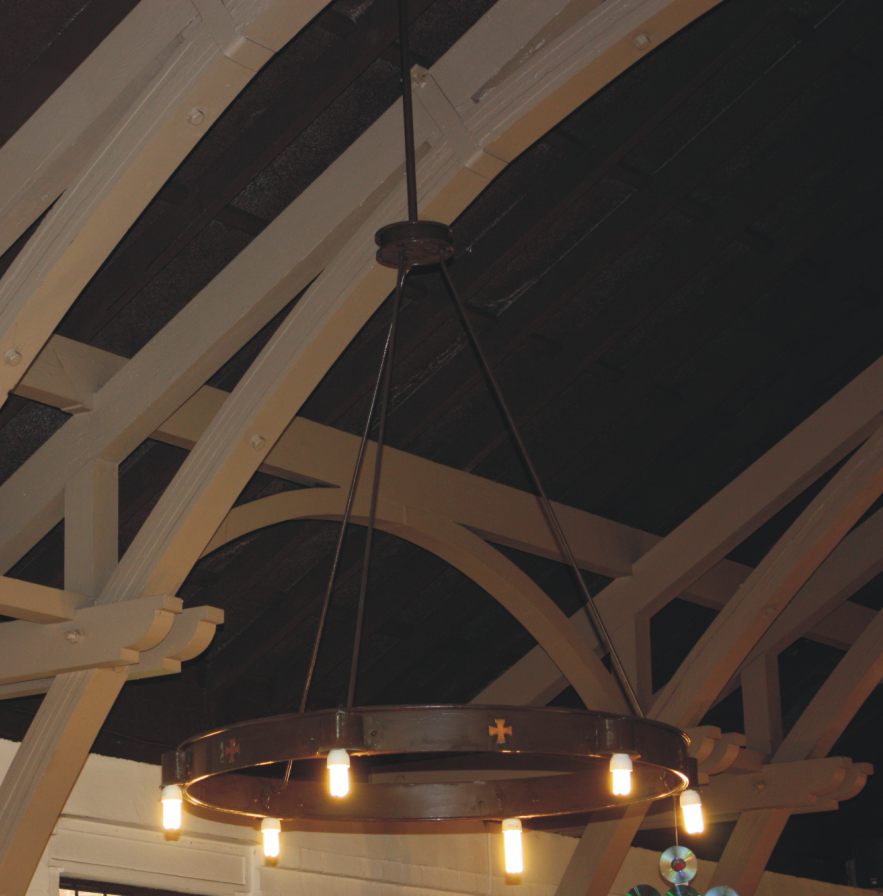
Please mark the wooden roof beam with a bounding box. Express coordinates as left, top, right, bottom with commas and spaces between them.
652, 425, 883, 728
478, 360, 883, 707
14, 335, 872, 652
0, 1, 331, 410
555, 422, 883, 896
727, 506, 883, 696
0, 594, 182, 685
0, 577, 86, 624
56, 0, 723, 607
0, 668, 127, 896
639, 756, 870, 829
205, 488, 625, 712
709, 607, 883, 895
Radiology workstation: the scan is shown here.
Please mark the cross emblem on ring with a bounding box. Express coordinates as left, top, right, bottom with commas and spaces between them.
488, 718, 513, 745
220, 737, 240, 763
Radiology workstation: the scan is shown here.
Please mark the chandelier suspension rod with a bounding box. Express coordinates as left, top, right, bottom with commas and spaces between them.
398, 0, 419, 223
439, 263, 644, 718
296, 276, 405, 718
346, 260, 408, 708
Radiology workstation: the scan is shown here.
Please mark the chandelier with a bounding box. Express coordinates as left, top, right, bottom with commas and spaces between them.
160, 0, 702, 876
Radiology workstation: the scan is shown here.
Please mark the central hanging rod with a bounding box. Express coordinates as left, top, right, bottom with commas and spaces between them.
398, 0, 419, 222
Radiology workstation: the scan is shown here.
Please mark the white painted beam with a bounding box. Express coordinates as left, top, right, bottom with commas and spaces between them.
0, 0, 329, 407
89, 0, 723, 609
207, 488, 626, 712
0, 595, 181, 685
0, 576, 86, 624
710, 608, 883, 895
652, 426, 883, 728
0, 668, 128, 896
640, 756, 869, 829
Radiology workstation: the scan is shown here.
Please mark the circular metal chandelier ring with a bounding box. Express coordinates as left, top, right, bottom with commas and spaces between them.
162, 705, 692, 823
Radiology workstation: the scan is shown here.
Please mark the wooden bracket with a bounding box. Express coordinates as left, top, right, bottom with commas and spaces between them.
0, 595, 181, 685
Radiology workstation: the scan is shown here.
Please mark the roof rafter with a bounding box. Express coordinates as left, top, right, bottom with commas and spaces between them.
481, 358, 883, 706
0, 0, 330, 407
709, 607, 883, 895
206, 488, 626, 712
652, 425, 883, 727
73, 0, 725, 604
13, 335, 872, 654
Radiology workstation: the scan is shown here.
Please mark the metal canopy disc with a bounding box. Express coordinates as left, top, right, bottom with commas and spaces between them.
375, 220, 454, 268
162, 705, 691, 822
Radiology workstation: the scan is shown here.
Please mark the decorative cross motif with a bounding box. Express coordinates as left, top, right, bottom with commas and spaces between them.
488, 718, 513, 745
220, 737, 240, 764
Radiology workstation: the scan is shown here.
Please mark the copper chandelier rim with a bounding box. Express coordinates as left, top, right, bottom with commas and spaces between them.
162, 705, 693, 823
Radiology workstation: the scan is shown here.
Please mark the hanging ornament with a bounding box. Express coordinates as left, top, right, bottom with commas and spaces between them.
659, 845, 698, 885
706, 888, 740, 896
627, 886, 662, 896
665, 887, 702, 896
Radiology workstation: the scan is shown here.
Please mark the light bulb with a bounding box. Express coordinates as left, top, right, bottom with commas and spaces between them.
609, 753, 633, 796
261, 817, 281, 859
680, 788, 704, 834
327, 748, 350, 798
161, 784, 183, 831
502, 817, 524, 875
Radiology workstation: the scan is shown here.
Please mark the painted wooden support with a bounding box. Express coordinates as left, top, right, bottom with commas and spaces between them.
14, 336, 123, 414
0, 668, 128, 896
690, 729, 763, 776
206, 489, 625, 713
709, 608, 883, 895
555, 807, 647, 896
64, 459, 119, 596
0, 2, 195, 256
640, 756, 869, 829
1, 444, 133, 895
0, 577, 86, 624
741, 653, 783, 757
0, 0, 328, 407
15, 335, 874, 653
555, 425, 883, 896
0, 605, 224, 701
479, 364, 883, 708
0, 595, 181, 685
599, 362, 883, 657
652, 425, 883, 728
129, 605, 225, 678
617, 616, 653, 710
724, 506, 883, 698
777, 610, 883, 765
94, 0, 723, 619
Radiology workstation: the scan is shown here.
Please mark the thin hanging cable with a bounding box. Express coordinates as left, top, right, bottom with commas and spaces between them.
398, 0, 419, 222
673, 795, 680, 847
439, 262, 644, 718
346, 260, 408, 708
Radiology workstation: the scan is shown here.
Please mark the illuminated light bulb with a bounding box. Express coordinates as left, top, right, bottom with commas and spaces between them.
161, 784, 183, 831
327, 748, 350, 798
609, 753, 633, 796
680, 788, 705, 834
502, 817, 524, 875
261, 817, 281, 859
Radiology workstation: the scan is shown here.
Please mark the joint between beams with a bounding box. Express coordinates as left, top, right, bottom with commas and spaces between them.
188, 0, 274, 72
412, 66, 506, 182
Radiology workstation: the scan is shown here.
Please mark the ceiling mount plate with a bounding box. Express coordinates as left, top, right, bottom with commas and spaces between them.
375, 220, 454, 269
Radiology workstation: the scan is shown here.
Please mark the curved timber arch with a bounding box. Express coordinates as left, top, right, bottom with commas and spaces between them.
203, 488, 626, 714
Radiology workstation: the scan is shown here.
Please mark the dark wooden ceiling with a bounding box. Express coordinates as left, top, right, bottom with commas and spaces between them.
0, 0, 881, 886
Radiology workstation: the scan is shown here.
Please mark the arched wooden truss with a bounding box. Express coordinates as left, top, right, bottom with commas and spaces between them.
0, 1, 879, 895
